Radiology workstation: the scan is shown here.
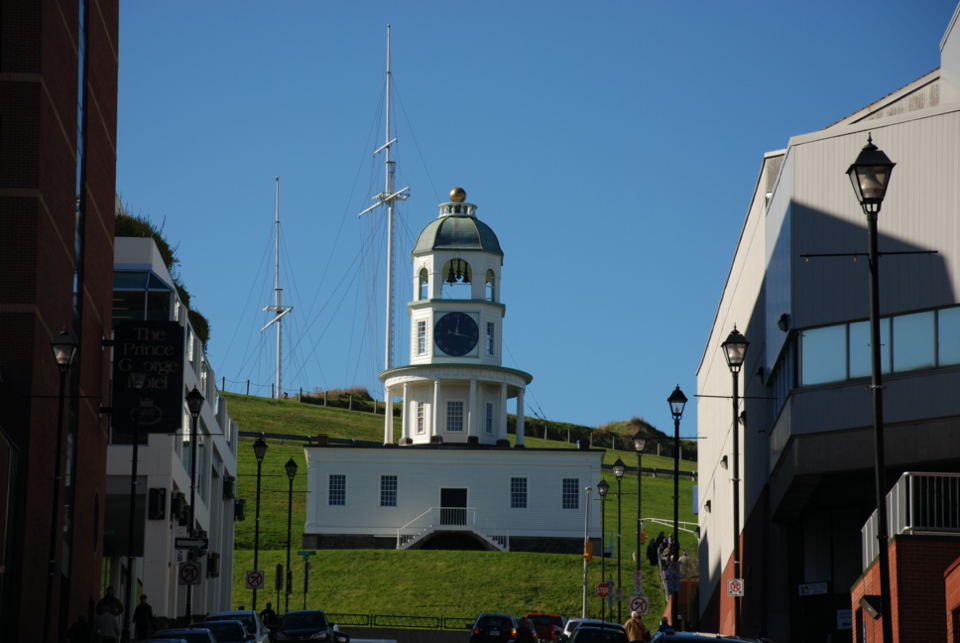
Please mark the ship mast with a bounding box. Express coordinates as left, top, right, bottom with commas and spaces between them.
262, 176, 292, 398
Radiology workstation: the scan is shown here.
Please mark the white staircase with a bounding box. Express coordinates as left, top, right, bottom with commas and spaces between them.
396, 507, 509, 551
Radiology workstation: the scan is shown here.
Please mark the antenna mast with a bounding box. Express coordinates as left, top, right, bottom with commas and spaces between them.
262, 176, 293, 398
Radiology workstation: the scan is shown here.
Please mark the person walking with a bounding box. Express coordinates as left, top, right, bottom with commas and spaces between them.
95, 608, 121, 643
657, 616, 672, 633
259, 602, 278, 628
624, 611, 650, 643
515, 617, 536, 643
133, 594, 154, 640
96, 585, 124, 617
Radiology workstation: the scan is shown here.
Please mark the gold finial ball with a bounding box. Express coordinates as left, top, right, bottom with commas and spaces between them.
449, 187, 466, 203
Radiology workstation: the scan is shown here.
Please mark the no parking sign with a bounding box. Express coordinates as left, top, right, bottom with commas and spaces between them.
245, 569, 265, 590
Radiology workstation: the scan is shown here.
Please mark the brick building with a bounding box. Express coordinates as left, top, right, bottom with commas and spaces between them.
0, 0, 118, 639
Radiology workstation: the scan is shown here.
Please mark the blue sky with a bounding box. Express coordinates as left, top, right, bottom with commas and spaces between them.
117, 1, 956, 436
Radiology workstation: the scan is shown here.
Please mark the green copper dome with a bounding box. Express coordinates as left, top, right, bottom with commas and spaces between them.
413, 212, 503, 257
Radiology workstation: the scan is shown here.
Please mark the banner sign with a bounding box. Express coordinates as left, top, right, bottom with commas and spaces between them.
112, 320, 185, 434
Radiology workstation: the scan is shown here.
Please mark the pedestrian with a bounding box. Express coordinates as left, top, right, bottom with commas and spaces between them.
66, 614, 92, 643
96, 585, 124, 617
95, 608, 121, 643
516, 617, 536, 643
259, 602, 278, 627
657, 616, 672, 633
623, 611, 650, 643
133, 593, 154, 640
646, 540, 657, 566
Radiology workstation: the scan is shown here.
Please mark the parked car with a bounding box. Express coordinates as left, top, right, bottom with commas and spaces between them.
273, 609, 330, 641
205, 610, 271, 643
471, 613, 520, 643
569, 625, 629, 643
150, 629, 217, 643
526, 613, 566, 642
562, 619, 625, 641
650, 633, 772, 642
185, 619, 251, 642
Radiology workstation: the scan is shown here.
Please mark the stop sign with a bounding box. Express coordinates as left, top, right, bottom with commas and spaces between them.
595, 583, 610, 598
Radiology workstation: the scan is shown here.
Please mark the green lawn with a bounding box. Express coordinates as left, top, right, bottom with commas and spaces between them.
225, 393, 699, 627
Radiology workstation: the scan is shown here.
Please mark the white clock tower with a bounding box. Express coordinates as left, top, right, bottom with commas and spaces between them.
380, 188, 532, 446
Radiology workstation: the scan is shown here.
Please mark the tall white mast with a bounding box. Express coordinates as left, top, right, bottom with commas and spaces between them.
262, 176, 293, 398
358, 24, 409, 372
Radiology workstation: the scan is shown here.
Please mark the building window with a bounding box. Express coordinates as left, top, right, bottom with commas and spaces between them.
485, 402, 494, 435
447, 401, 464, 432
511, 477, 527, 508
419, 268, 429, 300
487, 322, 495, 355
329, 474, 346, 506
562, 478, 579, 510
486, 269, 496, 301
418, 321, 427, 355
380, 475, 398, 507
417, 402, 425, 434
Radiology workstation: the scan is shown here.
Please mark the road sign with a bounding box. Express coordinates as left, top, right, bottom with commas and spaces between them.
799, 582, 828, 596
633, 570, 643, 582
595, 583, 610, 598
178, 562, 201, 586
175, 537, 209, 551
245, 570, 265, 590
297, 550, 317, 556
614, 587, 624, 602
630, 595, 649, 616
837, 609, 852, 630
727, 579, 744, 596
634, 579, 643, 593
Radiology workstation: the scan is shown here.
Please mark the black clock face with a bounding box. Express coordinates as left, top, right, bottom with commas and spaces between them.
434, 312, 479, 357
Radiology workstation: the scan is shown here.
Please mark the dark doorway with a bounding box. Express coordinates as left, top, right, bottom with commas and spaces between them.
440, 488, 467, 525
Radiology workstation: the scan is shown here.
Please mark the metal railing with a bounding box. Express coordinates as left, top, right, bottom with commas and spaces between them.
862, 471, 960, 570
396, 507, 509, 550
324, 614, 474, 630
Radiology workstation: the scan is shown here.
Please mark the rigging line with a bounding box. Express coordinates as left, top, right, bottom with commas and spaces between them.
233, 228, 281, 377
357, 207, 385, 384
392, 79, 441, 204
502, 337, 545, 418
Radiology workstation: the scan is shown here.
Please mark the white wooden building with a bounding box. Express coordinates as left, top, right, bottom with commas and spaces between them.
303, 190, 603, 552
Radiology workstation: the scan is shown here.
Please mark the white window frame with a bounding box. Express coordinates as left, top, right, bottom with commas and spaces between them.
486, 322, 495, 355
446, 400, 465, 432
380, 474, 398, 507
417, 402, 426, 434
418, 321, 427, 355
328, 474, 346, 506
485, 402, 494, 435
562, 478, 579, 510
510, 477, 528, 509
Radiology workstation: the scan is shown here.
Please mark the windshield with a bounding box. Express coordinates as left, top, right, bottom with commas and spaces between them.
193, 622, 245, 642
529, 615, 563, 628
477, 616, 513, 630
572, 629, 628, 643
282, 613, 328, 630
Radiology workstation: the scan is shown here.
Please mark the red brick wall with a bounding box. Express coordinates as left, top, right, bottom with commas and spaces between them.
944, 557, 960, 642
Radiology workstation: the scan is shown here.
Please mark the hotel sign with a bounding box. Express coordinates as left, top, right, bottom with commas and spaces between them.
112, 320, 185, 434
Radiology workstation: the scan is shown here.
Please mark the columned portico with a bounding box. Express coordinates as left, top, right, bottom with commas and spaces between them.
383, 385, 394, 444
516, 388, 525, 447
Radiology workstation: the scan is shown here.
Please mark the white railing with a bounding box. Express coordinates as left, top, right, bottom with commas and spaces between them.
396, 507, 509, 550
862, 472, 960, 570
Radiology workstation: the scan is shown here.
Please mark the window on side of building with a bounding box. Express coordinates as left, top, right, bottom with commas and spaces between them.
801, 325, 847, 385
329, 474, 346, 506
486, 322, 495, 355
939, 307, 960, 366
447, 401, 464, 432
485, 402, 494, 435
418, 320, 427, 355
893, 310, 936, 372
417, 402, 425, 434
562, 478, 579, 510
849, 319, 891, 378
380, 475, 398, 507
511, 477, 527, 508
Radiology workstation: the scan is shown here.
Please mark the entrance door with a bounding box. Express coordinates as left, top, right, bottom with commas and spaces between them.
440, 488, 467, 525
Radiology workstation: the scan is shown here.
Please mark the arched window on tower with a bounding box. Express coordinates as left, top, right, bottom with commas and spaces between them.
441, 259, 472, 299
419, 268, 429, 300
486, 270, 496, 302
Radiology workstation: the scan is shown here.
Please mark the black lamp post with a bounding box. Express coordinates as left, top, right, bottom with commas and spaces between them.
43, 328, 77, 643
612, 457, 625, 622
252, 433, 269, 610
597, 478, 609, 622
284, 457, 298, 614
667, 386, 687, 630
722, 327, 749, 638
185, 386, 205, 624
633, 436, 646, 580
847, 134, 896, 643
121, 369, 148, 643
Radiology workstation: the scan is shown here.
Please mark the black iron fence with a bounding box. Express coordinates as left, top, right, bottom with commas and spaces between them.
326, 614, 475, 630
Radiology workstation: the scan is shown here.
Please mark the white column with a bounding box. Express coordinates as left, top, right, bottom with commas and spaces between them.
516, 387, 525, 447
468, 379, 478, 440
500, 383, 508, 442
402, 382, 410, 442
384, 385, 393, 444
432, 379, 441, 439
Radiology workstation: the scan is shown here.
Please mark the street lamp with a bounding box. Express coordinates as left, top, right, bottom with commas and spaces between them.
612, 457, 625, 621
633, 436, 646, 579
667, 385, 687, 630
597, 479, 609, 622
284, 456, 298, 614
721, 326, 748, 638
122, 369, 148, 643
185, 386, 205, 624
252, 433, 269, 610
847, 134, 895, 643
44, 328, 77, 643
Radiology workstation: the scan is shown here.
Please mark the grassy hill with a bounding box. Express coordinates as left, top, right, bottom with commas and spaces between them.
224, 392, 698, 627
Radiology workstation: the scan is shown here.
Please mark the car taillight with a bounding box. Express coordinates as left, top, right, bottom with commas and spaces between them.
512, 629, 517, 636
474, 631, 480, 635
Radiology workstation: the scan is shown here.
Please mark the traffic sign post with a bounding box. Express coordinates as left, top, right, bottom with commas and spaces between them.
595, 583, 610, 599
727, 579, 744, 597
178, 562, 201, 586
245, 570, 265, 590
629, 595, 649, 616
614, 587, 623, 603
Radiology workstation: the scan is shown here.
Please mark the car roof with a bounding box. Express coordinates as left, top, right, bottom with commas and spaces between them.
207, 610, 256, 616
651, 633, 768, 641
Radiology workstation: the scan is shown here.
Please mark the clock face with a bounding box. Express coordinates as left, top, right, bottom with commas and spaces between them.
434, 312, 479, 357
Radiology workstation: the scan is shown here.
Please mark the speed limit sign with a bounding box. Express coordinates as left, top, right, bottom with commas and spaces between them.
630, 595, 649, 616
